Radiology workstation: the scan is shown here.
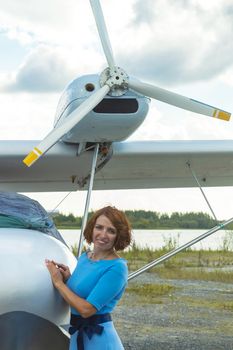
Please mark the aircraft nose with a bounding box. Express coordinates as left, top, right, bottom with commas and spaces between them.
0, 228, 76, 325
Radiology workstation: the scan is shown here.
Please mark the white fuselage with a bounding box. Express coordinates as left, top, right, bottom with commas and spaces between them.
0, 228, 77, 325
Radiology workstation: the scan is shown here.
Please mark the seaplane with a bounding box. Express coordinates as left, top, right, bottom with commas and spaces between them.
0, 0, 233, 348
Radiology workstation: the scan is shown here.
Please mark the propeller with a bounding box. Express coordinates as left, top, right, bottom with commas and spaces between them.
23, 0, 231, 167
89, 0, 231, 121
23, 85, 110, 167
90, 0, 115, 69
23, 0, 116, 168
129, 78, 231, 121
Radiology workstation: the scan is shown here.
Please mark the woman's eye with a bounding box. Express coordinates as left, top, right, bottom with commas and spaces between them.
108, 228, 116, 235
94, 224, 116, 234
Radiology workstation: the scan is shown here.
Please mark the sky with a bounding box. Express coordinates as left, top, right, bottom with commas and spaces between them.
1, 0, 233, 219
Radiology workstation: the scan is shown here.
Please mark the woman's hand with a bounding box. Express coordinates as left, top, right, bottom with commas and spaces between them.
51, 260, 71, 282
45, 259, 66, 289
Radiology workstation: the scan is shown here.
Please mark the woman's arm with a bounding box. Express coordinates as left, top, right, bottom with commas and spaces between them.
45, 259, 96, 318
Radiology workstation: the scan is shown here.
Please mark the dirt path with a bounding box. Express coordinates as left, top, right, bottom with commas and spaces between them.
113, 273, 233, 350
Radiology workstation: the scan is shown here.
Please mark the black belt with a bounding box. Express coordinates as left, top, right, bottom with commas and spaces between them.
69, 313, 112, 350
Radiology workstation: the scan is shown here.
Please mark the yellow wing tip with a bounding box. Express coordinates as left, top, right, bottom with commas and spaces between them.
23, 150, 40, 167
213, 110, 231, 121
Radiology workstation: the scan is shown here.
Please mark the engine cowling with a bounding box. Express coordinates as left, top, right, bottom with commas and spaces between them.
54, 74, 150, 143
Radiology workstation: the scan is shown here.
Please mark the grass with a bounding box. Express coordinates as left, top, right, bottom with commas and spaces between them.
120, 243, 233, 283
178, 296, 233, 312
115, 237, 233, 338
121, 243, 233, 267
120, 283, 176, 306
126, 283, 175, 297
155, 266, 233, 283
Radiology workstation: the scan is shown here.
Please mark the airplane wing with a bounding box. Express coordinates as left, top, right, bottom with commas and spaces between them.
1, 140, 233, 192
96, 140, 233, 189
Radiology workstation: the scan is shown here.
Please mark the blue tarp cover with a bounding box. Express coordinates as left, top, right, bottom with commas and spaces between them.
0, 192, 66, 244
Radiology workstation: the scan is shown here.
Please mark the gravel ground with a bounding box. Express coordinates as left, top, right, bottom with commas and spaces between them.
113, 273, 233, 350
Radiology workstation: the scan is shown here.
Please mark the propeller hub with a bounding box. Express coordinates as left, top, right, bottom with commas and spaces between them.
100, 66, 129, 96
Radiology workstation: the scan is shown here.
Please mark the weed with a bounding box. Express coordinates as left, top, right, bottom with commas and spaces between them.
155, 266, 233, 283
122, 283, 175, 305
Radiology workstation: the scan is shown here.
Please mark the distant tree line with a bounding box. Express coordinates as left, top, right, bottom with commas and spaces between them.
52, 210, 219, 229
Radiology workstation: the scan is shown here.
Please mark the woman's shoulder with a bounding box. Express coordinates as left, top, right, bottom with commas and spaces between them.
108, 257, 128, 276
77, 252, 87, 260
112, 256, 127, 266
75, 252, 89, 265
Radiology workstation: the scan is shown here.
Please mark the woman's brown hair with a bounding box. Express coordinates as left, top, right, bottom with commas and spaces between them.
84, 206, 132, 251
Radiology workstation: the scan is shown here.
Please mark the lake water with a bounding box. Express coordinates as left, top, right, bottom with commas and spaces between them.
60, 229, 233, 251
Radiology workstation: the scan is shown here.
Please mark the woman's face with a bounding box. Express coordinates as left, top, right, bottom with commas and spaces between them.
92, 215, 117, 251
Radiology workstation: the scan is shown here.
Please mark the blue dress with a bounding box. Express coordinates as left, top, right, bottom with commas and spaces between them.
66, 252, 128, 350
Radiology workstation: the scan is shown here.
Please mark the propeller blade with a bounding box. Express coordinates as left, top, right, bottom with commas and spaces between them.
90, 0, 115, 69
129, 78, 231, 121
23, 84, 110, 167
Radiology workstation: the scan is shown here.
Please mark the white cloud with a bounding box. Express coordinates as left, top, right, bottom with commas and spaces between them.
4, 27, 34, 46
1, 44, 105, 93
0, 92, 58, 139
2, 0, 233, 91
219, 67, 233, 87
3, 45, 76, 92
117, 0, 233, 85
1, 0, 232, 138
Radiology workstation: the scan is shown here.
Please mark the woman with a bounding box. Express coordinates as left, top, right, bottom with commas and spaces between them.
45, 206, 132, 350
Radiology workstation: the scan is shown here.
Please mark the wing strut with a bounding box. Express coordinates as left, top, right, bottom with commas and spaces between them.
186, 162, 218, 222
77, 143, 100, 258
128, 163, 227, 281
